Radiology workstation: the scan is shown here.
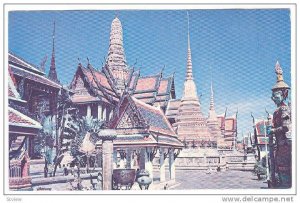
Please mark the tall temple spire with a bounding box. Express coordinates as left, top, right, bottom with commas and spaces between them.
208, 78, 218, 121
186, 12, 193, 81
209, 81, 215, 111
182, 12, 198, 100
207, 70, 221, 143
209, 66, 215, 112
48, 21, 60, 84
107, 16, 127, 69
175, 12, 211, 145
106, 16, 129, 94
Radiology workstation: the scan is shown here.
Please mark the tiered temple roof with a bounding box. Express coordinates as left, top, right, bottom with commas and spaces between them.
8, 51, 60, 131
70, 63, 119, 104
165, 98, 181, 121
9, 107, 42, 129
8, 72, 41, 129
253, 118, 271, 145
70, 16, 175, 111
217, 112, 238, 148
8, 74, 39, 190
8, 70, 25, 103
9, 52, 61, 89
9, 53, 44, 75
8, 72, 41, 159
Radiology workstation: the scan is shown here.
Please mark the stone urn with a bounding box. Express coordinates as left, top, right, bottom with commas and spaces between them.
136, 169, 152, 190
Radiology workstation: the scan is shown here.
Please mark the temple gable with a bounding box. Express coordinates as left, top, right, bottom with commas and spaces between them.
73, 74, 89, 95
110, 95, 146, 130
117, 105, 144, 129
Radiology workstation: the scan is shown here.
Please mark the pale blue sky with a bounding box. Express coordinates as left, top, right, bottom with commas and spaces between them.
8, 9, 291, 139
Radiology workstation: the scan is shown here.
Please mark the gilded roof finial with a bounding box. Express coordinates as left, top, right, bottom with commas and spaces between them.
272, 61, 290, 91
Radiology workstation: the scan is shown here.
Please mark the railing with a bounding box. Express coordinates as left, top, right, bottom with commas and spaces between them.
9, 177, 32, 189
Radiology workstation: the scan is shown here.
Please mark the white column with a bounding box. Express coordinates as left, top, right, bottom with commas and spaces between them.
131, 152, 135, 168
103, 107, 107, 121
109, 109, 114, 120
145, 148, 153, 179
97, 104, 102, 120
119, 151, 125, 169
169, 148, 175, 180
87, 104, 91, 117
102, 139, 114, 190
126, 149, 132, 169
113, 150, 117, 169
159, 148, 166, 182
139, 148, 146, 170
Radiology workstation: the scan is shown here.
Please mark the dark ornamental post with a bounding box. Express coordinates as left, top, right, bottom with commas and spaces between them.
267, 61, 291, 188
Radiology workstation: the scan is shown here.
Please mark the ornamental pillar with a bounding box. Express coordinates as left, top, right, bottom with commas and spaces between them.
103, 107, 107, 121
119, 150, 126, 169
139, 148, 146, 170
159, 148, 166, 182
102, 140, 113, 190
126, 149, 132, 169
169, 148, 175, 180
87, 104, 91, 117
109, 109, 114, 120
97, 104, 102, 120
113, 150, 117, 169
145, 148, 154, 179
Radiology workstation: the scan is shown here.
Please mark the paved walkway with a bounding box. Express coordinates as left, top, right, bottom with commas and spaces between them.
171, 170, 267, 189
30, 169, 266, 190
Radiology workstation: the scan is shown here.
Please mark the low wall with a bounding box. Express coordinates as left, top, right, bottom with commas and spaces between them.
31, 172, 100, 186
152, 149, 256, 171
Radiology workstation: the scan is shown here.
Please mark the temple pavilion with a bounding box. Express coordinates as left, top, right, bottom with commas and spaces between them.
69, 17, 175, 121
69, 16, 182, 181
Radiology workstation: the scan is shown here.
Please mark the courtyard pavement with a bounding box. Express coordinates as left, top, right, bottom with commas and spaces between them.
170, 170, 267, 189
30, 168, 267, 190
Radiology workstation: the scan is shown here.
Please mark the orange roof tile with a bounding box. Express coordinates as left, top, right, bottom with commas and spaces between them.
9, 107, 41, 129
158, 79, 169, 94
135, 77, 158, 91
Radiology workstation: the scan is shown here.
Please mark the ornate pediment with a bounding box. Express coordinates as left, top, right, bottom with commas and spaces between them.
72, 73, 96, 97
116, 103, 145, 129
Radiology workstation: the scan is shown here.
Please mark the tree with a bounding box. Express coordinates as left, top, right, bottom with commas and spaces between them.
33, 115, 56, 177
52, 87, 105, 176
52, 87, 79, 176
32, 97, 54, 159
70, 116, 104, 169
